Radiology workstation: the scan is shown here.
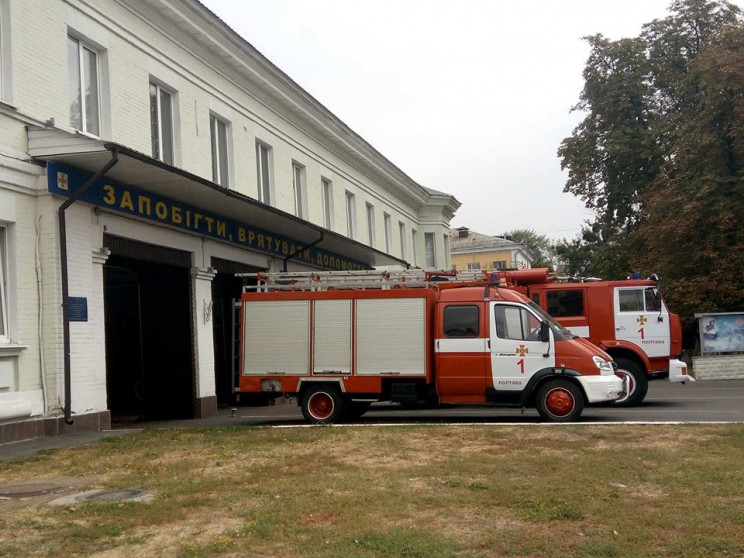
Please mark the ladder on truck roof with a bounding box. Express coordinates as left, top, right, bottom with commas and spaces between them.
238, 269, 501, 292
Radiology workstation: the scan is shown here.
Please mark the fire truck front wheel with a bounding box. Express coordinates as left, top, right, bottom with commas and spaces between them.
614, 358, 649, 407
536, 379, 584, 422
301, 385, 345, 424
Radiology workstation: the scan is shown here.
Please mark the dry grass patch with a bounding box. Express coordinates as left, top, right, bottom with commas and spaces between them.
0, 424, 743, 557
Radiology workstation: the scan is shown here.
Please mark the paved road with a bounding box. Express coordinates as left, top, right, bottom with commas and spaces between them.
232, 378, 744, 425
3, 379, 742, 462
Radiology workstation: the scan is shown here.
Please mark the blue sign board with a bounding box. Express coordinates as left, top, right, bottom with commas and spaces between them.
47, 162, 368, 271
68, 297, 88, 322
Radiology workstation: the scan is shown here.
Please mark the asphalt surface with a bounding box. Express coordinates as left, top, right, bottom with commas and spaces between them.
2, 378, 743, 461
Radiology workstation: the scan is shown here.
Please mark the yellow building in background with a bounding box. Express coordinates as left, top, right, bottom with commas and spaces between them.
450, 227, 534, 271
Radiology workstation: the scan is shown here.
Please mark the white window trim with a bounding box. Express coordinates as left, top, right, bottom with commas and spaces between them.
366, 203, 375, 247
0, 2, 12, 105
411, 229, 418, 267
345, 191, 356, 239
68, 34, 102, 137
383, 213, 392, 254
399, 221, 406, 259
210, 113, 231, 187
256, 141, 273, 205
150, 81, 175, 165
425, 232, 436, 268
321, 177, 333, 230
0, 225, 9, 342
292, 162, 306, 218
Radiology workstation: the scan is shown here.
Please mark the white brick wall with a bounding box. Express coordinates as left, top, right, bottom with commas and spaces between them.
1, 0, 458, 427
692, 355, 744, 380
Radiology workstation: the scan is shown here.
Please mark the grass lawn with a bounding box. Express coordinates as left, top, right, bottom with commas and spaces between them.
1, 424, 743, 557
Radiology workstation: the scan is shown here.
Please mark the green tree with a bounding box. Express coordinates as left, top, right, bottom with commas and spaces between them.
502, 229, 556, 269
559, 0, 744, 334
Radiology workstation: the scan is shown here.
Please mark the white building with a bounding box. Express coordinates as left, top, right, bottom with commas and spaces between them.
0, 0, 459, 442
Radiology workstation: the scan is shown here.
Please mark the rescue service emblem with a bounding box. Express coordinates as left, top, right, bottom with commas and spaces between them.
637, 315, 648, 325
516, 345, 529, 357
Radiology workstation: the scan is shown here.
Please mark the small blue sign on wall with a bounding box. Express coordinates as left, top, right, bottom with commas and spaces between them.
68, 297, 89, 322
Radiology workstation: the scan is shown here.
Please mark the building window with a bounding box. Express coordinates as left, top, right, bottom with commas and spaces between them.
366, 203, 375, 247
0, 3, 11, 104
399, 222, 406, 259
384, 213, 392, 253
149, 82, 174, 165
210, 114, 230, 187
256, 142, 272, 204
345, 191, 356, 239
322, 178, 333, 229
0, 226, 8, 341
67, 35, 100, 136
411, 229, 418, 267
492, 260, 507, 269
425, 232, 436, 268
292, 162, 306, 218
467, 262, 481, 270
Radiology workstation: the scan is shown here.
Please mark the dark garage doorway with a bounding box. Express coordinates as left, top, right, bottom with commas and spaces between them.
210, 257, 259, 407
103, 238, 194, 422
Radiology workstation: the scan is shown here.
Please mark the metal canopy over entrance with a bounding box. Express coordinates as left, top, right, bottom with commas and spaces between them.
28, 126, 410, 270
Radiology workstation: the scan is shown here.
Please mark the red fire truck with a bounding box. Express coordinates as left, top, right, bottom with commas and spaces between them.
237, 270, 625, 423
493, 268, 688, 406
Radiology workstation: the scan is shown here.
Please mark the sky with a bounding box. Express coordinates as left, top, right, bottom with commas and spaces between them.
200, 0, 740, 241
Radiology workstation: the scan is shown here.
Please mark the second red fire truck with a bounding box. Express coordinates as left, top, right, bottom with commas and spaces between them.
494, 268, 688, 406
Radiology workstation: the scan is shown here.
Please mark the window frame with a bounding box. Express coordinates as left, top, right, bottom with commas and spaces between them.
424, 232, 436, 268
411, 229, 418, 267
493, 304, 541, 341
0, 2, 11, 104
321, 177, 333, 229
292, 161, 306, 218
383, 213, 392, 253
67, 34, 101, 136
366, 203, 375, 247
210, 113, 230, 187
0, 226, 8, 342
399, 221, 406, 259
149, 81, 174, 165
256, 141, 273, 204
345, 191, 356, 239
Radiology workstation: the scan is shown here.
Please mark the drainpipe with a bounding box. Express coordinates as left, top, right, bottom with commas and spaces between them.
59, 151, 119, 424
282, 232, 324, 272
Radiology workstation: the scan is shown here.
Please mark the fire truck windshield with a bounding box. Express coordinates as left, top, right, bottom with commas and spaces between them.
526, 300, 574, 341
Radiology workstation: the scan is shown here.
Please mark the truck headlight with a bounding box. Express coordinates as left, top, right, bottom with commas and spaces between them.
592, 356, 614, 375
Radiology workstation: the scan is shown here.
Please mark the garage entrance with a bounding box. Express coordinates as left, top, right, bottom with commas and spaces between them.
103, 236, 194, 422
210, 258, 259, 407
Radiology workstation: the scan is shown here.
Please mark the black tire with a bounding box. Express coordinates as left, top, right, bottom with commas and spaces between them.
300, 385, 345, 424
536, 379, 584, 422
613, 357, 649, 407
344, 401, 371, 421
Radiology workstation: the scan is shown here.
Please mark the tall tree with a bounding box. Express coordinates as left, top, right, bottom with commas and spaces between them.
559, 0, 744, 333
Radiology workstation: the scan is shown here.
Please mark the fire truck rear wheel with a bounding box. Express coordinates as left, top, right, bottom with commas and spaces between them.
301, 386, 345, 424
536, 379, 584, 422
614, 358, 649, 407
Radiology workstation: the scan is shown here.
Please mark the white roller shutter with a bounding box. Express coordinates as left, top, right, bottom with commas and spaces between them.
314, 300, 352, 374
356, 298, 426, 376
242, 300, 309, 375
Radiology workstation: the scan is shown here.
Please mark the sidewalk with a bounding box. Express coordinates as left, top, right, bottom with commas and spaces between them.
0, 406, 272, 462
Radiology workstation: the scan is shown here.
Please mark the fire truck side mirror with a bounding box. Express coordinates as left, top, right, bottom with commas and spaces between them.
540, 321, 550, 343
